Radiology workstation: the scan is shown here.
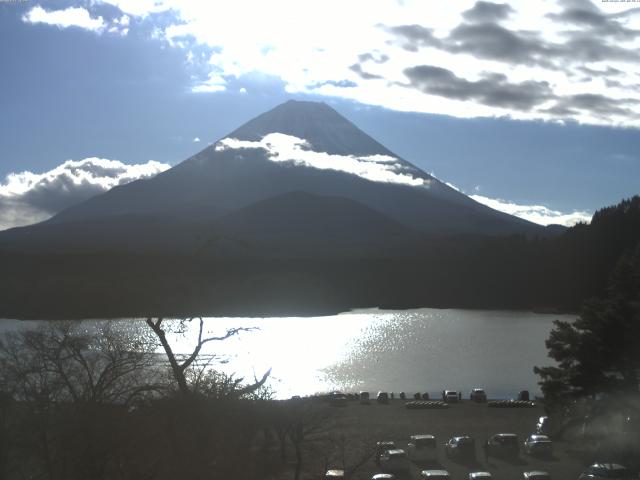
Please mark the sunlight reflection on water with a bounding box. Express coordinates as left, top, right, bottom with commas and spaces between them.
0, 308, 574, 399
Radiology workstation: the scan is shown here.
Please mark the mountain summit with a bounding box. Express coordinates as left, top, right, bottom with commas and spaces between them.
229, 100, 395, 157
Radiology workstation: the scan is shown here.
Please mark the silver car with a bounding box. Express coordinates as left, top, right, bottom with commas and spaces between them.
421, 470, 451, 479
578, 463, 631, 479
469, 472, 493, 479
523, 472, 550, 480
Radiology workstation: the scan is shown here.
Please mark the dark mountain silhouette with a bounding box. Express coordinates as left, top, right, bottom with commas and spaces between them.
0, 100, 545, 255
200, 190, 426, 259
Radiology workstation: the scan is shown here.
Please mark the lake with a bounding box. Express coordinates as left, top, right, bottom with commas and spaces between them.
0, 308, 574, 399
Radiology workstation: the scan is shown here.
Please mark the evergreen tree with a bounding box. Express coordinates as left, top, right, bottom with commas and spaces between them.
534, 244, 640, 410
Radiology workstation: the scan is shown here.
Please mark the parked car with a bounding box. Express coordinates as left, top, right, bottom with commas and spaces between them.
470, 388, 487, 402
487, 433, 519, 458
536, 416, 552, 435
325, 469, 345, 479
444, 435, 475, 459
420, 470, 451, 479
329, 392, 348, 406
375, 441, 396, 465
407, 434, 437, 463
380, 449, 410, 474
360, 391, 370, 404
578, 463, 632, 479
377, 391, 390, 404
523, 472, 550, 480
523, 434, 553, 456
469, 473, 493, 479
371, 475, 395, 480
443, 390, 459, 403
518, 390, 530, 401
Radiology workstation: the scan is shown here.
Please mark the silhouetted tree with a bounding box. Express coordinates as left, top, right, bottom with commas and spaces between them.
145, 317, 271, 397
535, 243, 640, 411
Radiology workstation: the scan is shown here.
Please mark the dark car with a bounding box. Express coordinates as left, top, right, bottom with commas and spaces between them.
523, 434, 552, 457
578, 463, 632, 479
470, 388, 487, 403
329, 392, 348, 406
487, 433, 519, 458
518, 390, 530, 401
444, 436, 475, 459
375, 441, 396, 465
377, 392, 390, 404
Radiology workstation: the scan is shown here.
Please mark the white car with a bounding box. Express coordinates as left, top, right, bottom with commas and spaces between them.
325, 469, 345, 479
421, 470, 451, 479
380, 449, 410, 474
523, 434, 553, 456
523, 471, 550, 480
469, 472, 493, 479
407, 434, 437, 463
371, 475, 395, 480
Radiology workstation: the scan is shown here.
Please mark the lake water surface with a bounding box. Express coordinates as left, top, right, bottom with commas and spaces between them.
0, 308, 575, 399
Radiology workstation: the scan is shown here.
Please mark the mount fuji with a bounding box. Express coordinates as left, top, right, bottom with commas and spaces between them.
0, 100, 561, 318
0, 100, 546, 255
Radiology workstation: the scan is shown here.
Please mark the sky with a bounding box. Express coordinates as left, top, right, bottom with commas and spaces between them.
1, 0, 640, 230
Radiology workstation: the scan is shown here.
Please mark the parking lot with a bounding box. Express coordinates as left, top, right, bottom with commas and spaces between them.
323, 398, 587, 480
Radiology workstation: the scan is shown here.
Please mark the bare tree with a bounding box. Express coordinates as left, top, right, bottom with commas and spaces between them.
0, 321, 162, 480
145, 317, 271, 397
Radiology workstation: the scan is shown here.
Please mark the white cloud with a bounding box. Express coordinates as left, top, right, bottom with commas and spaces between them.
193, 137, 201, 142
215, 133, 427, 187
22, 6, 106, 32
95, 0, 640, 127
0, 158, 170, 231
470, 194, 592, 227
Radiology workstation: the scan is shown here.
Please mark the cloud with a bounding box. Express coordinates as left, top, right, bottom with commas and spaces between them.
215, 133, 427, 187
0, 158, 170, 231
94, 0, 640, 127
470, 194, 592, 226
22, 6, 106, 32
545, 93, 640, 119
349, 63, 384, 81
193, 137, 201, 142
403, 65, 554, 111
462, 1, 515, 22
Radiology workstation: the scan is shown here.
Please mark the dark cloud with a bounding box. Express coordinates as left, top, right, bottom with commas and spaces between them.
349, 63, 383, 80
384, 0, 639, 70
462, 1, 515, 22
447, 23, 556, 67
357, 52, 390, 64
577, 65, 624, 77
549, 0, 640, 41
547, 93, 640, 118
562, 34, 639, 63
403, 65, 554, 110
385, 24, 442, 51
